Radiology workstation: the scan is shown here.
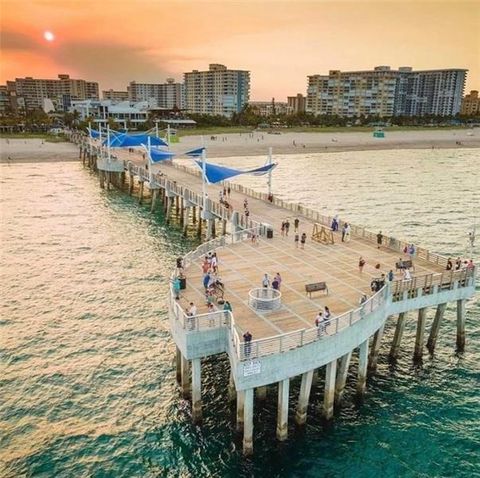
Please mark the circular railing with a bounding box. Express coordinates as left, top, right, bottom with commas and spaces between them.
248, 288, 282, 311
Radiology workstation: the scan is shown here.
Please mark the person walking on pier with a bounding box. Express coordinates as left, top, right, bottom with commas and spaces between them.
301, 232, 306, 249
344, 223, 351, 242
294, 218, 299, 232
377, 231, 383, 249
243, 331, 252, 357
227, 185, 231, 198
281, 221, 286, 237
331, 215, 339, 232
388, 269, 394, 281
341, 223, 347, 242
359, 256, 366, 273
294, 232, 299, 248
262, 273, 270, 288
285, 219, 290, 237
203, 272, 212, 290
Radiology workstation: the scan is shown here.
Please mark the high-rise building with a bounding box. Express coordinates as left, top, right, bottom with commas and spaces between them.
6, 74, 99, 110
287, 94, 306, 114
184, 64, 250, 117
102, 89, 129, 101
461, 90, 480, 115
127, 79, 184, 109
249, 99, 288, 116
306, 66, 467, 117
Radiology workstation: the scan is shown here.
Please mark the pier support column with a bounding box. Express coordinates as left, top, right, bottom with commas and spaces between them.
228, 370, 236, 401
183, 208, 190, 236
180, 197, 185, 226
166, 197, 172, 224
457, 299, 466, 351
323, 360, 337, 419
243, 389, 254, 456
175, 196, 180, 216
175, 346, 182, 384
206, 219, 214, 240
390, 312, 406, 359
335, 352, 352, 405
236, 390, 245, 431
276, 378, 290, 441
180, 355, 190, 399
191, 358, 202, 423
414, 308, 427, 360
256, 386, 267, 401
138, 181, 144, 205
211, 219, 216, 238
222, 219, 227, 236
295, 370, 314, 425
368, 324, 385, 372
106, 171, 111, 190
99, 171, 105, 189
128, 174, 134, 195
197, 209, 203, 238
151, 189, 158, 213
427, 303, 447, 352
357, 340, 368, 396
192, 206, 197, 223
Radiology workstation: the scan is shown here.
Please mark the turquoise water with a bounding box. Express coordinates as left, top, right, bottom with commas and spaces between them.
1, 149, 479, 477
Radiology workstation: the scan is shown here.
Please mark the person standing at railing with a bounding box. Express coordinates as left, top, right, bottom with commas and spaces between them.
331, 215, 339, 232
446, 258, 453, 271
274, 272, 282, 291
171, 276, 181, 300
243, 330, 252, 357
207, 302, 217, 327
377, 231, 383, 249
455, 257, 462, 270
323, 306, 332, 333
315, 311, 324, 337
223, 300, 232, 324
294, 232, 300, 248
294, 217, 300, 232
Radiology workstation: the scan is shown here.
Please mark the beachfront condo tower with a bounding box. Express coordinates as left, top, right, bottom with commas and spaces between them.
127, 79, 184, 109
184, 64, 250, 117
306, 66, 467, 117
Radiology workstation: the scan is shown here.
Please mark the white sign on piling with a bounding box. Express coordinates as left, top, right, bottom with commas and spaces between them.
243, 360, 262, 377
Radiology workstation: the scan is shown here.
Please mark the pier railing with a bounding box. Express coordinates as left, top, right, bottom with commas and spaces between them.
391, 267, 475, 302
169, 162, 450, 269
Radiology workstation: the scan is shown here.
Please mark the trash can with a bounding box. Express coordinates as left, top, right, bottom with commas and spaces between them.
267, 228, 273, 239
179, 276, 187, 290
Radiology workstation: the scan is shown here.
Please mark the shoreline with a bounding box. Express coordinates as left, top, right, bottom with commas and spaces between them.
1, 129, 479, 162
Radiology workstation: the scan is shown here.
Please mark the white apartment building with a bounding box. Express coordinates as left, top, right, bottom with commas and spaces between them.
127, 79, 184, 109
306, 66, 467, 117
184, 64, 250, 117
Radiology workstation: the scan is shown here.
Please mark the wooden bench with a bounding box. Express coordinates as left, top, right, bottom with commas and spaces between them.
396, 260, 414, 271
305, 282, 329, 298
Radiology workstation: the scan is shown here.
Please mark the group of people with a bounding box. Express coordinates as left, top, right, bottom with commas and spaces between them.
262, 272, 282, 291
314, 306, 332, 336
202, 253, 224, 305
243, 198, 250, 219
446, 257, 475, 271
219, 186, 231, 209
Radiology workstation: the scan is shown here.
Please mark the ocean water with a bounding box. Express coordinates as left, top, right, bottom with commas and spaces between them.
1, 149, 479, 478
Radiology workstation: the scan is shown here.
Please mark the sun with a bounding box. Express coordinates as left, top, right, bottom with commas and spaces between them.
44, 31, 55, 42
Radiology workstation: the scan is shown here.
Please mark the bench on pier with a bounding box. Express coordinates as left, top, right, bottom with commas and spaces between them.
396, 260, 415, 271
305, 282, 329, 298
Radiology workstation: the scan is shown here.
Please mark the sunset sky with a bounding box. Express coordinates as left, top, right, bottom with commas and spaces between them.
1, 0, 479, 100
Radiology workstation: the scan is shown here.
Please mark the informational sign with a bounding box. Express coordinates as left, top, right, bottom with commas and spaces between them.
243, 360, 261, 377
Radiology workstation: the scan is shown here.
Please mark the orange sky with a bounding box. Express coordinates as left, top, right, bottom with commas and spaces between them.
1, 0, 479, 100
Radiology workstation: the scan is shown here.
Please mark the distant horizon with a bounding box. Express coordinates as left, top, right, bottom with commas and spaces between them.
1, 0, 479, 100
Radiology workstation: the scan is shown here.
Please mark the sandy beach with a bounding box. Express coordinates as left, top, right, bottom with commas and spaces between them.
1, 129, 479, 162
171, 128, 480, 158
0, 138, 78, 163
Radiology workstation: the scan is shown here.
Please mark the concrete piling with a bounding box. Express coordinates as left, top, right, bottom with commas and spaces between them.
335, 352, 352, 405
191, 358, 202, 423
243, 389, 254, 456
323, 360, 336, 419
457, 299, 466, 351
276, 378, 290, 441
295, 370, 314, 425
236, 390, 245, 431
357, 340, 368, 396
175, 347, 182, 384
414, 307, 427, 360
180, 355, 190, 399
427, 303, 446, 351
256, 386, 267, 400
368, 324, 385, 371
390, 312, 406, 359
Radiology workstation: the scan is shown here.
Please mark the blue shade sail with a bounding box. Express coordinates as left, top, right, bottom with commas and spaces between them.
88, 128, 101, 139
185, 147, 205, 158
193, 160, 276, 184
103, 133, 168, 148
148, 147, 175, 163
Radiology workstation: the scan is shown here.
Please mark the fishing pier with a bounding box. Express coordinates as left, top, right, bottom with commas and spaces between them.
72, 131, 476, 456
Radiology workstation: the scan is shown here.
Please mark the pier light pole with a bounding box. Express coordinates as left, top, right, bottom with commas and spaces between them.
107, 124, 111, 163
147, 136, 153, 185
99, 124, 103, 157
167, 124, 171, 149
267, 147, 273, 198
88, 121, 92, 153
201, 148, 207, 208
155, 120, 159, 139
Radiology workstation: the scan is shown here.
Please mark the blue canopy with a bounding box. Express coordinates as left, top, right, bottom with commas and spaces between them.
148, 147, 175, 163
88, 128, 101, 139
194, 160, 276, 184
103, 133, 168, 148
185, 147, 205, 158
